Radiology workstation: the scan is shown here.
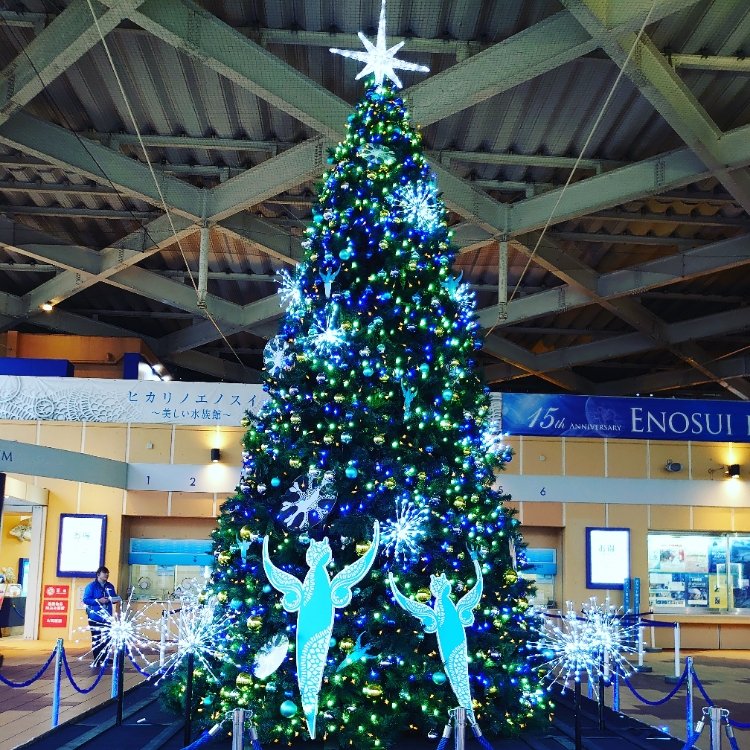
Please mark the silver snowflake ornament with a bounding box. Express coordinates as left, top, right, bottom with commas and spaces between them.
263, 336, 293, 377
360, 143, 396, 167
278, 470, 338, 530
307, 306, 346, 355
277, 269, 305, 315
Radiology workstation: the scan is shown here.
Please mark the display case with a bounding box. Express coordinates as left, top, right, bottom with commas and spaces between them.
648, 532, 750, 613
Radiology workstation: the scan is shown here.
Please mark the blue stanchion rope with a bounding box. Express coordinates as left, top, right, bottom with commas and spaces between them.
471, 724, 494, 750
726, 726, 741, 750
435, 724, 451, 750
690, 669, 714, 707
729, 718, 750, 730
61, 650, 108, 694
637, 618, 678, 628
680, 729, 700, 750
622, 665, 688, 706
125, 650, 161, 678
0, 647, 56, 688
179, 729, 216, 749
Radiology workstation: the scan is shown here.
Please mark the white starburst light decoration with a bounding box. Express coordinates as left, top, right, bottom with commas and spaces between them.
330, 0, 429, 88
390, 182, 441, 233
530, 604, 596, 692
531, 599, 637, 694
85, 593, 160, 669
158, 597, 233, 682
308, 307, 346, 355
264, 336, 293, 377
381, 499, 429, 560
277, 269, 305, 314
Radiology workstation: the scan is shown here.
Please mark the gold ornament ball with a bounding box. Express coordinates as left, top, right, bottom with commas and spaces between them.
504, 570, 518, 584
236, 672, 253, 687
435, 327, 444, 336
493, 618, 503, 629
339, 637, 355, 652
334, 394, 345, 403
216, 591, 228, 603
356, 541, 372, 556
453, 498, 466, 510
290, 414, 301, 424
247, 615, 263, 630
239, 526, 254, 541
289, 457, 302, 468
217, 551, 231, 565
418, 471, 427, 481
323, 434, 334, 445
415, 588, 432, 603
374, 434, 385, 445
362, 683, 383, 698
384, 477, 397, 490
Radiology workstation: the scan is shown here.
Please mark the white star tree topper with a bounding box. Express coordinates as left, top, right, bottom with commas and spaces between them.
330, 0, 429, 88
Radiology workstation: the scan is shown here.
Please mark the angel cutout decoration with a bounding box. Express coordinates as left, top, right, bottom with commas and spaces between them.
263, 521, 380, 739
388, 551, 483, 725
318, 267, 340, 299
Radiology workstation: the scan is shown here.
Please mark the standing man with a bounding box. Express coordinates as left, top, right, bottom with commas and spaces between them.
82, 566, 120, 665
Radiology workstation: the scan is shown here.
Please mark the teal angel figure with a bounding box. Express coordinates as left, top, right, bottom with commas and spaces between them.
262, 521, 380, 739
388, 551, 483, 725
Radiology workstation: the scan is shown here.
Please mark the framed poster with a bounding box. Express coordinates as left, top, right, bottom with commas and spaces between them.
57, 514, 107, 577
586, 527, 630, 589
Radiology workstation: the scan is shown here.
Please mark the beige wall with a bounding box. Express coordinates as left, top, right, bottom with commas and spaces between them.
2, 419, 750, 645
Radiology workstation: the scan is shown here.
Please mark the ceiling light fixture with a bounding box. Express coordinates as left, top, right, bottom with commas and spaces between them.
40, 301, 54, 312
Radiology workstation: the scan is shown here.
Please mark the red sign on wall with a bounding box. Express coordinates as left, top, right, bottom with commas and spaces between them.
42, 614, 67, 628
43, 584, 69, 599
42, 599, 68, 613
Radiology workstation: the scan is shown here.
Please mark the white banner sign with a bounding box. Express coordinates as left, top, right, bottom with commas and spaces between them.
0, 375, 268, 425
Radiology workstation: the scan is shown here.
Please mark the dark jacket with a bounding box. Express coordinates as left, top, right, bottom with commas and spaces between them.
82, 579, 118, 623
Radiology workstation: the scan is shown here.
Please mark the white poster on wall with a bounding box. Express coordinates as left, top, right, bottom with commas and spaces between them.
0, 376, 268, 425
586, 527, 630, 589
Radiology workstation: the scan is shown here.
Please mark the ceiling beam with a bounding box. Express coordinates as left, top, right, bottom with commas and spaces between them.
508, 123, 750, 234
0, 0, 147, 126
592, 354, 750, 396
561, 0, 750, 215
0, 204, 158, 220
0, 112, 204, 219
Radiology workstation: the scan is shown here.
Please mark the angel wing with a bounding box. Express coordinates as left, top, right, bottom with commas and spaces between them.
330, 521, 380, 607
262, 536, 304, 612
388, 573, 438, 634
456, 557, 483, 627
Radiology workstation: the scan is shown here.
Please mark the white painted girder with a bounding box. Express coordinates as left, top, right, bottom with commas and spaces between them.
0, 112, 204, 219
0, 0, 147, 125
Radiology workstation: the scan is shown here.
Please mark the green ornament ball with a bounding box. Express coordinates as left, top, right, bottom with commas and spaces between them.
280, 700, 298, 718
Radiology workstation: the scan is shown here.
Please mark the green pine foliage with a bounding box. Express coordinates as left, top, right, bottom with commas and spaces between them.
187, 80, 548, 747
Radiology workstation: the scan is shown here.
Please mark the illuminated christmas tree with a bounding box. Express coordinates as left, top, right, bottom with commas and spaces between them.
191, 3, 546, 744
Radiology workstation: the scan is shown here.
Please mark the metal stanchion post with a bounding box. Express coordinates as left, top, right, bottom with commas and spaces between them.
709, 706, 722, 750
613, 670, 620, 714
160, 610, 168, 668
454, 707, 466, 750
597, 655, 606, 731
232, 708, 246, 750
51, 639, 63, 728
665, 623, 681, 684
686, 656, 694, 742
636, 618, 652, 672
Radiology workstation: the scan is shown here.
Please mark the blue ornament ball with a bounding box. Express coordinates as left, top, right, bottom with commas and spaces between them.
363, 366, 374, 377
262, 584, 272, 593
339, 249, 352, 260
442, 390, 453, 401
280, 700, 298, 718
330, 637, 337, 647
229, 598, 243, 611
345, 466, 358, 479
271, 477, 281, 487
432, 671, 447, 685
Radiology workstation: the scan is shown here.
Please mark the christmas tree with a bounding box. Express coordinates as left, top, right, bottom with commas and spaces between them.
193, 4, 547, 744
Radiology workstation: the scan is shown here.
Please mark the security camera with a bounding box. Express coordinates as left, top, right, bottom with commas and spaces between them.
665, 460, 682, 473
